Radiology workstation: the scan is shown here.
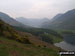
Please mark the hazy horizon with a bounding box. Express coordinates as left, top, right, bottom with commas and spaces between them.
0, 0, 75, 19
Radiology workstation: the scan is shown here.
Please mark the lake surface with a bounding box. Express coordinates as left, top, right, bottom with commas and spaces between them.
54, 41, 75, 51
54, 34, 75, 51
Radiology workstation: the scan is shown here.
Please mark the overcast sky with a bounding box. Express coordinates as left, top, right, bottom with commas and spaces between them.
0, 0, 75, 19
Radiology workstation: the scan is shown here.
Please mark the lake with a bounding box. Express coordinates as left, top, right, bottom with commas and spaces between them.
54, 34, 75, 51
54, 41, 75, 51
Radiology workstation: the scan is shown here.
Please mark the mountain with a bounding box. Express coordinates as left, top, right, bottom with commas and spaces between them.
0, 12, 31, 28
16, 17, 49, 28
0, 17, 57, 47
0, 16, 57, 46
42, 9, 75, 30
0, 19, 31, 44
0, 12, 62, 44
50, 14, 63, 22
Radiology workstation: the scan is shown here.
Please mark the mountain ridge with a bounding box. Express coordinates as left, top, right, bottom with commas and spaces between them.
41, 9, 75, 30
0, 12, 31, 28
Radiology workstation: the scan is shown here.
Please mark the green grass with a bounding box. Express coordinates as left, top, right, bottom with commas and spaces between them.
0, 36, 59, 56
49, 35, 63, 43
55, 29, 75, 34
40, 34, 63, 43
52, 36, 63, 43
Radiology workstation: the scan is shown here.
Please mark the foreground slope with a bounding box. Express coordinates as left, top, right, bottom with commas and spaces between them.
0, 19, 31, 44
0, 19, 61, 56
0, 37, 59, 56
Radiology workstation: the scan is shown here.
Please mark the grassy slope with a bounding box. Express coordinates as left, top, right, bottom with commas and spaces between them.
0, 19, 32, 44
0, 18, 61, 56
0, 36, 59, 56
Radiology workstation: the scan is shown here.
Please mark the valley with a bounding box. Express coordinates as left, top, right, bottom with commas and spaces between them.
0, 13, 62, 56
0, 8, 75, 56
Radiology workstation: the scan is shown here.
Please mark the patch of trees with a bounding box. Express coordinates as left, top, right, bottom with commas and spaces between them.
40, 34, 53, 44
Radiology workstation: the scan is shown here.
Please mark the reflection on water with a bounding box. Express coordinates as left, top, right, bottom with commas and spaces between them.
54, 41, 75, 51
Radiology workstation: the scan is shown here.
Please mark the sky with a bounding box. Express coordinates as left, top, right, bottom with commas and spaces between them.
0, 0, 75, 19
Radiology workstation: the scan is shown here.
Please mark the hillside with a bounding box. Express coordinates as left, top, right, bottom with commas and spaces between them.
0, 12, 31, 28
0, 18, 62, 56
0, 18, 57, 47
0, 37, 59, 56
41, 9, 75, 30
0, 12, 63, 43
0, 19, 31, 44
